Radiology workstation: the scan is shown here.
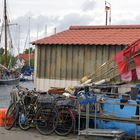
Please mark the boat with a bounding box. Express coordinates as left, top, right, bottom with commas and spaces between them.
0, 0, 21, 85
20, 67, 34, 82
0, 64, 20, 85
19, 17, 34, 82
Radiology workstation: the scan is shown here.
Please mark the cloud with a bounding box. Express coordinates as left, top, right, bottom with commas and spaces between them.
81, 0, 96, 11
56, 13, 93, 32
12, 13, 59, 38
10, 11, 97, 53
113, 14, 140, 25
13, 11, 94, 39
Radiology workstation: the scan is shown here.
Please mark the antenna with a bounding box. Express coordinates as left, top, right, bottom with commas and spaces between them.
37, 23, 39, 40
45, 25, 47, 37
54, 27, 56, 34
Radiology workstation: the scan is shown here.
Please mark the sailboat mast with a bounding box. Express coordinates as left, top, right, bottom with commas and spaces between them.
28, 17, 31, 67
4, 0, 8, 67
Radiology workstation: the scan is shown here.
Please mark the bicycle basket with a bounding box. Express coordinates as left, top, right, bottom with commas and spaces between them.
37, 93, 55, 104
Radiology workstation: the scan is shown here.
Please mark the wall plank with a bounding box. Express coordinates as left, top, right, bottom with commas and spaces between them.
46, 46, 51, 79
55, 45, 61, 79
37, 45, 125, 81
84, 46, 91, 76
66, 46, 73, 80
72, 46, 78, 80
40, 46, 46, 78
60, 46, 67, 79
96, 46, 102, 68
37, 47, 41, 78
50, 46, 56, 79
78, 46, 84, 79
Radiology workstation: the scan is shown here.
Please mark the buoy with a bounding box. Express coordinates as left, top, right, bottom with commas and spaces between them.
0, 108, 7, 127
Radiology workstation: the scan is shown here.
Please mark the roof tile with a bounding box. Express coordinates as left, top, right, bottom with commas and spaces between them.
32, 25, 140, 46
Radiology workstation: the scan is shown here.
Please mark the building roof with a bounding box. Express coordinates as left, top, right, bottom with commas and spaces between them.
32, 25, 140, 46
16, 53, 34, 61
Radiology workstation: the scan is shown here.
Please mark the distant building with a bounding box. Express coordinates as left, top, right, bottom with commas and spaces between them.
32, 25, 140, 91
16, 53, 34, 65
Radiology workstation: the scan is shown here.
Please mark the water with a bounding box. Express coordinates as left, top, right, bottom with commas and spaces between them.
0, 81, 34, 108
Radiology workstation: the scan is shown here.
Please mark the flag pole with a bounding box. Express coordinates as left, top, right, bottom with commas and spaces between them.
108, 2, 111, 25
105, 1, 111, 25
105, 10, 108, 26
105, 1, 108, 26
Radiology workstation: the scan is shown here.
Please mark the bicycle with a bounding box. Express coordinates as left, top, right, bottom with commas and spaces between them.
35, 92, 58, 135
18, 89, 38, 130
4, 85, 29, 130
36, 92, 76, 136
52, 94, 77, 136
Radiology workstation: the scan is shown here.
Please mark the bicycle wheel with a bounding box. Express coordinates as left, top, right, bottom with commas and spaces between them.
18, 107, 30, 130
36, 107, 58, 135
55, 108, 74, 136
4, 103, 19, 130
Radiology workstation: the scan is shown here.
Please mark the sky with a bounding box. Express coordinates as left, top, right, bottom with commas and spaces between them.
0, 0, 140, 54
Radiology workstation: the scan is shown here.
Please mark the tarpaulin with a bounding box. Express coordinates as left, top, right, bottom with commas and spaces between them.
114, 50, 124, 64
121, 71, 132, 81
131, 46, 136, 54
134, 42, 140, 53
118, 60, 129, 74
134, 55, 140, 66
131, 69, 137, 81
136, 66, 140, 80
124, 47, 131, 58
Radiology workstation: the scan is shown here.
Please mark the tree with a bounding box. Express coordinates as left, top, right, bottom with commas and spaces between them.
23, 59, 34, 69
0, 48, 4, 55
24, 47, 35, 54
0, 50, 16, 68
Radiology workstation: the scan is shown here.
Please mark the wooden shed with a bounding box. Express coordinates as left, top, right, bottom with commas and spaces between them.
32, 25, 140, 91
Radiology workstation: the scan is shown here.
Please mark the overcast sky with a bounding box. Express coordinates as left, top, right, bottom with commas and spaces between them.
0, 0, 140, 53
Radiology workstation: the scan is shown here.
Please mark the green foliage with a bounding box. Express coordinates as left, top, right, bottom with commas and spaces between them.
24, 59, 34, 68
24, 47, 35, 54
23, 47, 35, 68
0, 48, 4, 55
30, 59, 34, 68
8, 55, 16, 68
0, 53, 16, 68
0, 55, 4, 64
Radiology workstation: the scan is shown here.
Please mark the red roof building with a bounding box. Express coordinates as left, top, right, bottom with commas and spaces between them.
16, 53, 34, 63
33, 25, 140, 46
32, 25, 140, 91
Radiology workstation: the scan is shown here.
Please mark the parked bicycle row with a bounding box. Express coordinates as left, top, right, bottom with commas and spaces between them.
4, 85, 98, 136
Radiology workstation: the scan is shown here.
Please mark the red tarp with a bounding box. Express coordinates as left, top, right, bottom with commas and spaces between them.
121, 71, 132, 81
114, 40, 140, 82
131, 69, 138, 81
114, 50, 124, 64
136, 66, 140, 80
134, 42, 140, 53
134, 55, 140, 66
124, 47, 131, 58
121, 69, 138, 81
118, 60, 129, 74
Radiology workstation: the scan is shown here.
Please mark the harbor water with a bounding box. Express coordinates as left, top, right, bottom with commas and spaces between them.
0, 81, 34, 108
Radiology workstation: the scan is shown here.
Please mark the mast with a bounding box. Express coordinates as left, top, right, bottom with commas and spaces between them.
4, 0, 8, 67
28, 17, 31, 67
